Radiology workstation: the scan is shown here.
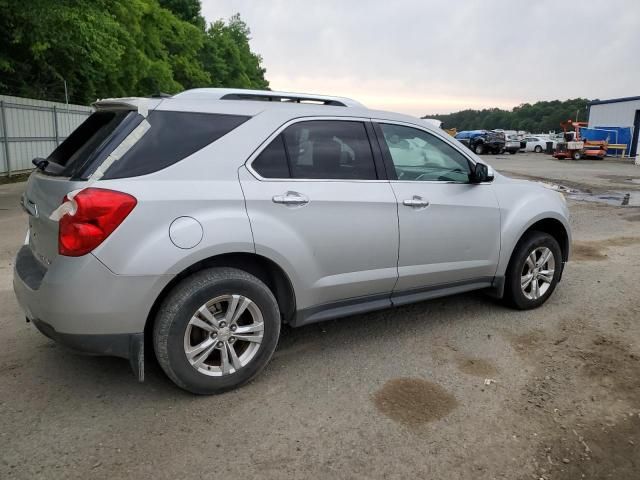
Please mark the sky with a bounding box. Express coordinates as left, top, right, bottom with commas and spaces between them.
201, 0, 640, 116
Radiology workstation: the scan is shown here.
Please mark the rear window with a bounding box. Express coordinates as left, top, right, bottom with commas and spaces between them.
44, 110, 249, 179
45, 111, 134, 177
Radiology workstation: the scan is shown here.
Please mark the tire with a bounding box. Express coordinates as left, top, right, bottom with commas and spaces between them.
534, 145, 543, 153
572, 151, 581, 160
503, 231, 562, 310
509, 150, 517, 155
153, 267, 281, 394
473, 143, 485, 155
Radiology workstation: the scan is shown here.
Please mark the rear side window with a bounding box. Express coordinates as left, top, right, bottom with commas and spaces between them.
252, 120, 377, 180
284, 121, 376, 180
252, 135, 290, 178
103, 111, 250, 179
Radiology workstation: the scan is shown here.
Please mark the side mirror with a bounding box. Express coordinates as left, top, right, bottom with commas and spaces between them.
470, 162, 494, 183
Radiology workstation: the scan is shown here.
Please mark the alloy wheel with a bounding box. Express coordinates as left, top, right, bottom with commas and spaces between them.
520, 247, 555, 300
183, 294, 264, 376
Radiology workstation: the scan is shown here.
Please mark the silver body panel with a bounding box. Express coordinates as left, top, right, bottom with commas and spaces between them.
239, 167, 399, 310
390, 181, 501, 290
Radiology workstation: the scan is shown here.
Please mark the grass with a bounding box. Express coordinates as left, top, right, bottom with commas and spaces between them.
0, 172, 30, 185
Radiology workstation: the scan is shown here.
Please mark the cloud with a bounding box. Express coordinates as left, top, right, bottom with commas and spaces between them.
201, 0, 640, 116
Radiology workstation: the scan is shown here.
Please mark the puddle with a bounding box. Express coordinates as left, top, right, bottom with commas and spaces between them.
373, 378, 457, 427
537, 182, 639, 207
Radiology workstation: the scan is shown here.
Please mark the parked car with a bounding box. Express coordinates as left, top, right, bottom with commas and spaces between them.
455, 130, 505, 155
505, 135, 521, 154
521, 136, 552, 153
14, 88, 571, 394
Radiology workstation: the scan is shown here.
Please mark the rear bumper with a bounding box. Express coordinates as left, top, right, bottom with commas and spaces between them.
31, 318, 144, 380
13, 245, 171, 339
31, 318, 143, 359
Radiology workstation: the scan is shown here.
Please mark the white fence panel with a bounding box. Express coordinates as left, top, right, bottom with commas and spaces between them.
0, 94, 92, 175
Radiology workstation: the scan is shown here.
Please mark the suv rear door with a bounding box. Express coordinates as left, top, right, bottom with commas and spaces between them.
373, 122, 501, 302
240, 118, 399, 320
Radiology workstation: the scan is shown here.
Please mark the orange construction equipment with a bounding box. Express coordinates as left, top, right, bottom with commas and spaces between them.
553, 120, 607, 160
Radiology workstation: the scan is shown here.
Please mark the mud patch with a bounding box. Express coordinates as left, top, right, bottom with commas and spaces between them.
531, 416, 640, 480
517, 324, 640, 479
572, 242, 607, 261
373, 378, 457, 427
456, 357, 497, 377
572, 236, 640, 261
574, 335, 640, 407
510, 330, 546, 356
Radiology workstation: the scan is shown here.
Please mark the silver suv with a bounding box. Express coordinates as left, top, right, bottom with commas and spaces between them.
13, 89, 571, 394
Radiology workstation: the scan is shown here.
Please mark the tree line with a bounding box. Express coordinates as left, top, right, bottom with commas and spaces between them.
0, 0, 269, 105
424, 98, 591, 133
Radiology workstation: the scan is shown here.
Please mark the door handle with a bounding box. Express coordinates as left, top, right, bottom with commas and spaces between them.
402, 196, 430, 208
272, 191, 309, 206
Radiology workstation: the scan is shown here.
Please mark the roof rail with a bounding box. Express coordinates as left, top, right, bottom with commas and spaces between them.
174, 88, 365, 108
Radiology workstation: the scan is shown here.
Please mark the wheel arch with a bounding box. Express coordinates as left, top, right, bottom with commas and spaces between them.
491, 214, 570, 299
144, 252, 297, 340
520, 218, 570, 263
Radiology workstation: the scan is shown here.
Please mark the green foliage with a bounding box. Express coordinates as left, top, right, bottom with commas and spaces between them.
426, 98, 591, 133
201, 14, 268, 90
158, 0, 205, 28
0, 0, 268, 104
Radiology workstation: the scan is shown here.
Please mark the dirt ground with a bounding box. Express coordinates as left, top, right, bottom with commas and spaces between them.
1, 154, 639, 479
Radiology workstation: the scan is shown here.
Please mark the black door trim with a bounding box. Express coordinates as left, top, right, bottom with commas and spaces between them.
631, 110, 640, 157
292, 276, 495, 327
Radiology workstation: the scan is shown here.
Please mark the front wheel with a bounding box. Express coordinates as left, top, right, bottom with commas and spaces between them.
153, 267, 281, 394
509, 150, 517, 155
572, 151, 582, 160
474, 143, 485, 155
503, 231, 562, 310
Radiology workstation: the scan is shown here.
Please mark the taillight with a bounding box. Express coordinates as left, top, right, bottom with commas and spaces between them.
58, 188, 137, 256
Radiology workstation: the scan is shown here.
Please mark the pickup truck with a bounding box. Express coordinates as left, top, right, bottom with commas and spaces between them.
455, 130, 505, 155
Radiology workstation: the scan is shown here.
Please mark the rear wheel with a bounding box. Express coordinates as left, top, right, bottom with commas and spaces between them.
534, 145, 543, 153
508, 150, 517, 155
503, 231, 562, 310
474, 143, 485, 155
572, 151, 582, 160
153, 267, 281, 394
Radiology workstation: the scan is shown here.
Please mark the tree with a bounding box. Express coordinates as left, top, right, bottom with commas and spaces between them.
201, 14, 268, 89
157, 0, 205, 29
0, 0, 268, 104
424, 98, 591, 133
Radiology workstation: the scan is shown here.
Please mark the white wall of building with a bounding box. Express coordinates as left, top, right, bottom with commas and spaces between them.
588, 99, 640, 128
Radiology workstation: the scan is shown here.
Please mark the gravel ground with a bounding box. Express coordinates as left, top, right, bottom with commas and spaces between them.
1, 156, 639, 479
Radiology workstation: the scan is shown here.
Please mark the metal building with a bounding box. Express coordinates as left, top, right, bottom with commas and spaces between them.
588, 96, 640, 158
0, 95, 91, 176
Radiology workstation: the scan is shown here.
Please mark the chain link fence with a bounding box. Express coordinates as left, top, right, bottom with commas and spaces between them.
0, 95, 92, 176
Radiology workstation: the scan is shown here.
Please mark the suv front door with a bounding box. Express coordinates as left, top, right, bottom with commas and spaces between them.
240, 118, 399, 321
374, 122, 501, 301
